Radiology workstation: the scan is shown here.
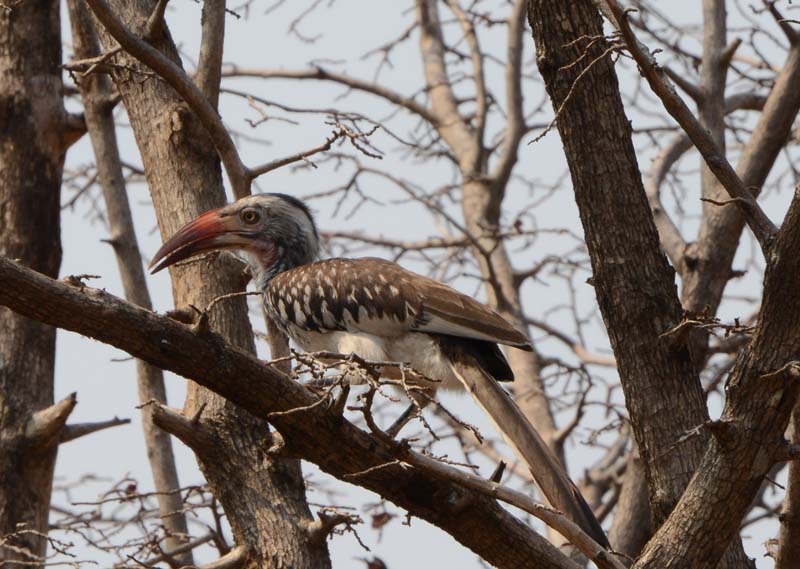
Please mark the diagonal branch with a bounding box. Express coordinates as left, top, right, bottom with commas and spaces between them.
598, 0, 778, 253
0, 255, 582, 569
60, 417, 131, 443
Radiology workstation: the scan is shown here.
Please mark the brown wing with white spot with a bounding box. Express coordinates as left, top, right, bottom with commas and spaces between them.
266, 257, 532, 350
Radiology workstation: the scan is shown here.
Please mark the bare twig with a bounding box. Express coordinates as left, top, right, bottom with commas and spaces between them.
61, 417, 131, 443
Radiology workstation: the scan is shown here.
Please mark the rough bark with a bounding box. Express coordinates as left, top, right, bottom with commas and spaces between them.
88, 1, 329, 566
609, 2, 800, 557
778, 405, 800, 569
0, 255, 584, 569
64, 1, 191, 560
634, 189, 800, 567
526, 1, 751, 565
0, 0, 67, 564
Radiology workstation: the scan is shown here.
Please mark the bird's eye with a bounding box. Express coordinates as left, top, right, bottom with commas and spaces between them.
241, 208, 260, 224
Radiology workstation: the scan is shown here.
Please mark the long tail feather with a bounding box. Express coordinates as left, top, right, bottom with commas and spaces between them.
448, 356, 609, 548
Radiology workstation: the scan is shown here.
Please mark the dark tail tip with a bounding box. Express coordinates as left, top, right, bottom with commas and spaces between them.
571, 482, 610, 548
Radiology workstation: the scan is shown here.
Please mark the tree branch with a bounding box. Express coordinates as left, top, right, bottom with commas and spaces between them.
83, 0, 251, 197
195, 0, 226, 108
25, 393, 77, 448
662, 66, 701, 103
127, 533, 214, 567
644, 91, 770, 270
444, 0, 488, 145
60, 416, 131, 443
698, 0, 729, 218
644, 131, 692, 267
599, 0, 778, 253
0, 255, 582, 569
150, 403, 215, 452
415, 0, 477, 169
396, 437, 624, 569
763, 0, 799, 46
196, 545, 249, 569
221, 66, 437, 125
490, 0, 527, 189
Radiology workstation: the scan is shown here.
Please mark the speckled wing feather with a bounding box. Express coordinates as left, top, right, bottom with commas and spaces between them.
266, 257, 532, 350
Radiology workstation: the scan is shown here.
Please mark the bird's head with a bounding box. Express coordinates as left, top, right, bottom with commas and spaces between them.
149, 193, 319, 285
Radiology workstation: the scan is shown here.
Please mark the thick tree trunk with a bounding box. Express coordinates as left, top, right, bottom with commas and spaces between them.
65, 1, 192, 561
526, 1, 751, 566
88, 1, 330, 566
0, 0, 67, 564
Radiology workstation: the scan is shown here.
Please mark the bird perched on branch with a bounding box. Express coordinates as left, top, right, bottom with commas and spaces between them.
150, 193, 608, 547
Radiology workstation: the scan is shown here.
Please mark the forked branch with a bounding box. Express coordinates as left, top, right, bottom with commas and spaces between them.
597, 0, 779, 252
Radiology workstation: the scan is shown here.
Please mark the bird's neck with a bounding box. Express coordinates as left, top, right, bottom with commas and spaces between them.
248, 243, 317, 291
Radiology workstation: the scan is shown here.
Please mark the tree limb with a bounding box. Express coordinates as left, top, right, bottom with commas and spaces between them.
26, 393, 77, 448
150, 403, 215, 452
444, 0, 488, 146
221, 66, 438, 126
0, 255, 583, 569
416, 0, 477, 169
84, 0, 251, 197
490, 0, 527, 189
644, 92, 769, 270
196, 545, 249, 569
60, 417, 131, 443
599, 0, 778, 253
195, 0, 226, 108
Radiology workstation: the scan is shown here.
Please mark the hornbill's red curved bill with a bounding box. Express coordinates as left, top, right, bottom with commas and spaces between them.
150, 193, 609, 548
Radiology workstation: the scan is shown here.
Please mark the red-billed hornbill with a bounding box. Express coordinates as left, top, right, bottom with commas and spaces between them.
150, 193, 608, 547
